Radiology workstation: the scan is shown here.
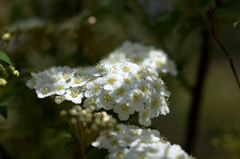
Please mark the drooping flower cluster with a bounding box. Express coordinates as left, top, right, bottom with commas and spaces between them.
61, 105, 117, 140
100, 41, 178, 76
93, 124, 191, 159
26, 60, 170, 126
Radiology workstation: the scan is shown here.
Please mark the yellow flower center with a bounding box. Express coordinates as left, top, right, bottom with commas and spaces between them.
70, 92, 78, 98
140, 85, 148, 93
42, 87, 50, 95
95, 65, 105, 72
151, 100, 158, 108
103, 94, 111, 102
142, 112, 149, 119
74, 79, 82, 84
117, 153, 123, 159
110, 139, 118, 146
117, 87, 125, 95
93, 84, 100, 92
108, 78, 115, 85
124, 78, 131, 84
56, 96, 62, 100
133, 94, 140, 102
133, 131, 140, 136
124, 137, 131, 143
155, 61, 163, 67
90, 98, 96, 106
121, 104, 129, 111
122, 66, 130, 73
56, 85, 64, 91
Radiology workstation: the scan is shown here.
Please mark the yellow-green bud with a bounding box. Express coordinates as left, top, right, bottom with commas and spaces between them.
60, 110, 67, 117
1, 33, 11, 42
13, 70, 19, 77
0, 78, 7, 86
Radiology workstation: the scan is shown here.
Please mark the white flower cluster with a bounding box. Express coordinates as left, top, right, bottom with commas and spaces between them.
100, 41, 178, 76
93, 124, 191, 159
27, 59, 170, 126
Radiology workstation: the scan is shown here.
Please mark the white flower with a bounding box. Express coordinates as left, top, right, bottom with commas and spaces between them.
139, 108, 152, 126
128, 89, 146, 111
109, 84, 132, 104
103, 74, 122, 91
113, 103, 135, 121
96, 90, 115, 110
85, 77, 105, 98
55, 95, 66, 104
35, 83, 55, 98
26, 78, 36, 89
83, 97, 99, 110
65, 87, 84, 104
53, 79, 66, 95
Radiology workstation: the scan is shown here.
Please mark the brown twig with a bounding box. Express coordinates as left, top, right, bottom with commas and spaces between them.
185, 30, 211, 155
207, 0, 240, 89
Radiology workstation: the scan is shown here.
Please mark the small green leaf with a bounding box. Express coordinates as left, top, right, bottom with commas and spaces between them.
86, 148, 108, 159
233, 18, 240, 28
0, 51, 15, 67
64, 141, 79, 154
0, 106, 7, 118
60, 133, 72, 139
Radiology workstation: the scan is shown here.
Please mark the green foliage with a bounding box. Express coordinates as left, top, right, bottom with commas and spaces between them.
0, 51, 15, 67
233, 18, 240, 28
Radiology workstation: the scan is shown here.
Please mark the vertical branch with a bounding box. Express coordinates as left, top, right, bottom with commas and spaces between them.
207, 0, 240, 89
185, 30, 211, 154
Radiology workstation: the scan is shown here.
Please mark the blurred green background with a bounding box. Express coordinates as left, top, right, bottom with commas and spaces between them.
0, 0, 240, 158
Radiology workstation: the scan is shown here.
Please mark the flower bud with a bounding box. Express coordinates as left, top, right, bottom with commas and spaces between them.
69, 109, 77, 116
13, 70, 19, 77
0, 78, 7, 86
1, 33, 11, 42
60, 110, 67, 117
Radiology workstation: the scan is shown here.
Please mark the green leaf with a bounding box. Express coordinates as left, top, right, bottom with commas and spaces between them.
64, 141, 79, 154
0, 51, 15, 67
60, 133, 72, 139
0, 106, 7, 118
86, 148, 108, 159
233, 18, 240, 28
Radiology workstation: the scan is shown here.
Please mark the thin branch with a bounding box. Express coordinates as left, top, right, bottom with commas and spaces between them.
185, 30, 211, 154
207, 0, 240, 89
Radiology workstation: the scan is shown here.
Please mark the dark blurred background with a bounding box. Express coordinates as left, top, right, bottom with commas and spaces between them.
0, 0, 240, 158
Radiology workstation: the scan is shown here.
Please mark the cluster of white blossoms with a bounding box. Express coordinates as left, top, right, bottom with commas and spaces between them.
93, 124, 191, 159
27, 59, 170, 126
26, 42, 193, 158
100, 41, 178, 76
